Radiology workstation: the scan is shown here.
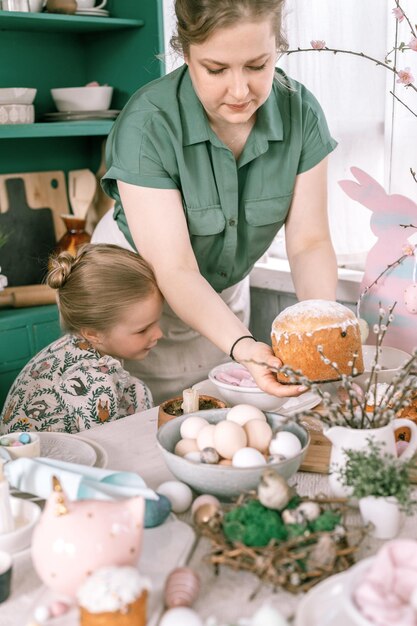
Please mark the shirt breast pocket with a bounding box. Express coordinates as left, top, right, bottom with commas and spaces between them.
244, 194, 293, 226
186, 204, 226, 236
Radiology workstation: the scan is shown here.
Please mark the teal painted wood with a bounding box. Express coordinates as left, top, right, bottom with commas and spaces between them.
0, 305, 61, 410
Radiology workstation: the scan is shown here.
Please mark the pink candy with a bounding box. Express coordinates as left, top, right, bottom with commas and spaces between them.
215, 368, 258, 388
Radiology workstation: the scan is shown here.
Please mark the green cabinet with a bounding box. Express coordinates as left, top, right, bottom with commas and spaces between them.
0, 305, 60, 408
0, 0, 164, 409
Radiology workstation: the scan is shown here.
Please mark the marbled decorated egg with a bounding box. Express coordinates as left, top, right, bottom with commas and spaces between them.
164, 567, 201, 609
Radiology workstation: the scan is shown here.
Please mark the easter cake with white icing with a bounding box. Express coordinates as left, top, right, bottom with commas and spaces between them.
271, 299, 364, 383
77, 566, 151, 626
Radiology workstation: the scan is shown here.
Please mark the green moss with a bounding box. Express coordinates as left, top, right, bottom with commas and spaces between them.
223, 499, 288, 547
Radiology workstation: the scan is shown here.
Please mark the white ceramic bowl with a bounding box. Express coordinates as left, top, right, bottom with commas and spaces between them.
208, 362, 288, 412
156, 408, 310, 499
356, 345, 411, 386
0, 104, 34, 125
0, 432, 40, 460
50, 86, 113, 112
0, 88, 36, 105
0, 497, 41, 555
341, 557, 377, 625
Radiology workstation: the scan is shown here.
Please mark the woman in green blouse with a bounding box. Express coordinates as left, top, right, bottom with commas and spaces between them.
93, 0, 338, 404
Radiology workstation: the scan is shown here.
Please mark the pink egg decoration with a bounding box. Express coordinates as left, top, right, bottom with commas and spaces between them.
404, 283, 417, 314
164, 566, 201, 609
31, 477, 145, 597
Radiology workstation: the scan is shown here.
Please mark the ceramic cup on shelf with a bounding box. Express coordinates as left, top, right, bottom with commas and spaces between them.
28, 0, 46, 11
76, 0, 107, 8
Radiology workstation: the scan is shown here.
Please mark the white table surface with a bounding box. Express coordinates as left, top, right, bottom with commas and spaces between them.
2, 406, 417, 626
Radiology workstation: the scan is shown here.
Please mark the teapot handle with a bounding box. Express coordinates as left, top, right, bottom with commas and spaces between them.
393, 418, 417, 459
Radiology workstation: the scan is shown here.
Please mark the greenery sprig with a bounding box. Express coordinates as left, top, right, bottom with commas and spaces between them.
335, 439, 416, 514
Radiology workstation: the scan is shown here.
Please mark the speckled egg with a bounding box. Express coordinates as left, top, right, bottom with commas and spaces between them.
404, 283, 417, 314
164, 566, 201, 609
213, 420, 247, 459
227, 403, 266, 426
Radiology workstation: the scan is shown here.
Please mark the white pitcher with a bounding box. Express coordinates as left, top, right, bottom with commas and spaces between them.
324, 418, 417, 497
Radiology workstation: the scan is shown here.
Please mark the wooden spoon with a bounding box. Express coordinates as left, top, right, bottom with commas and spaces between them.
68, 169, 97, 220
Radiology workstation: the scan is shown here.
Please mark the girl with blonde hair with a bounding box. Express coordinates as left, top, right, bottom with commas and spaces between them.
1, 244, 163, 433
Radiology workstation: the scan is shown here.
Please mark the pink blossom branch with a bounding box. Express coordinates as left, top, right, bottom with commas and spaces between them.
399, 223, 417, 228
285, 47, 417, 96
395, 0, 417, 38
390, 90, 417, 118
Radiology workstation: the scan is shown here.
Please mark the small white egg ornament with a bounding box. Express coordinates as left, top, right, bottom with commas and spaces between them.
227, 403, 266, 426
160, 607, 204, 626
404, 283, 417, 314
232, 447, 266, 468
269, 431, 302, 459
157, 481, 193, 513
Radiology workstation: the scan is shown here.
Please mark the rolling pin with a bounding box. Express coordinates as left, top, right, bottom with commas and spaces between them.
0, 284, 56, 308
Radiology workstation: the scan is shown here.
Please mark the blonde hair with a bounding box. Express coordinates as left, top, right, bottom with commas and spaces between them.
47, 244, 159, 334
171, 0, 288, 56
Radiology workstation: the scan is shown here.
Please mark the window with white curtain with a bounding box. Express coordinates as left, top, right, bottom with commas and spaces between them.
162, 0, 416, 270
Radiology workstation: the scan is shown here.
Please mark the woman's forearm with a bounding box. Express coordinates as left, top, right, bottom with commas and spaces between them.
289, 239, 338, 301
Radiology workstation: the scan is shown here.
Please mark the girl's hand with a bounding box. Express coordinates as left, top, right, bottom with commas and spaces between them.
232, 339, 307, 398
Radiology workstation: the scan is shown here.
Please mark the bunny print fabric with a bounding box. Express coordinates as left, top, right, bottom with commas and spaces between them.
339, 167, 417, 352
0, 334, 153, 433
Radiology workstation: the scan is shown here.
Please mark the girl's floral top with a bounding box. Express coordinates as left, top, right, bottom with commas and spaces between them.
0, 334, 153, 434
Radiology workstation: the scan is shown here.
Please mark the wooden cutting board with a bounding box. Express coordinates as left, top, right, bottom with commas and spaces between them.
0, 171, 69, 241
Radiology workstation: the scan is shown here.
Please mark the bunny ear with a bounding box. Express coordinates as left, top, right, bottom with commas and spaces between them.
338, 166, 388, 210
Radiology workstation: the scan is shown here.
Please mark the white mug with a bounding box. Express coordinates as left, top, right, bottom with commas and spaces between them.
28, 0, 46, 11
76, 0, 107, 8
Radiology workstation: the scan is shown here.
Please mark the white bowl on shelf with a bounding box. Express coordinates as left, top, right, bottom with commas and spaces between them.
0, 88, 37, 105
50, 86, 113, 112
0, 104, 34, 125
208, 362, 287, 412
0, 497, 41, 555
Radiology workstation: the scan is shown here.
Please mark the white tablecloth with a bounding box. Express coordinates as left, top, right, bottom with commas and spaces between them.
1, 407, 417, 626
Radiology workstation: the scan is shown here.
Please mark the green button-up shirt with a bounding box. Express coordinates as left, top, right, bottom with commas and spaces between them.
102, 65, 337, 292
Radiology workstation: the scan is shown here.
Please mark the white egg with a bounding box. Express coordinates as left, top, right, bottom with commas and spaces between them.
174, 438, 199, 457
213, 420, 247, 459
269, 431, 302, 458
180, 416, 209, 440
250, 605, 290, 626
227, 404, 266, 426
244, 419, 273, 453
159, 607, 204, 626
184, 451, 202, 463
232, 447, 267, 468
196, 424, 216, 451
191, 494, 220, 516
157, 481, 193, 513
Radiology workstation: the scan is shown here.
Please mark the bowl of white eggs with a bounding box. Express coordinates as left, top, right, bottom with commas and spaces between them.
156, 405, 310, 499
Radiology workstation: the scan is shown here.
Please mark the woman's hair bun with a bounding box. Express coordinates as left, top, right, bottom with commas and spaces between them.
46, 251, 75, 290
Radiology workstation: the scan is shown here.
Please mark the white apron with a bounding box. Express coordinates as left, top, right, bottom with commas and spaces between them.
92, 210, 251, 405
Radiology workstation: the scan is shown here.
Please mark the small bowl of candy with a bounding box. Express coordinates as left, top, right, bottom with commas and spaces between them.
0, 432, 40, 460
156, 407, 309, 498
208, 362, 287, 412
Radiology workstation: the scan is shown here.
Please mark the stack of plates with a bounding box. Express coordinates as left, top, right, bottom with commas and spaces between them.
44, 109, 120, 122
75, 8, 109, 17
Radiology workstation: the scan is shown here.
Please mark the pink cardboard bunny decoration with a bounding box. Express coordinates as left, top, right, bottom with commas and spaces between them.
338, 167, 417, 352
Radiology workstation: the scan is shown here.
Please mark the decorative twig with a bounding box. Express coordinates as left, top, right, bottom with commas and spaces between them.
399, 223, 417, 228
389, 90, 417, 118
395, 0, 417, 39
357, 255, 407, 319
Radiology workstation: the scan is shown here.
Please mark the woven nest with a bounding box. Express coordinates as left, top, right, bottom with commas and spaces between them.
196, 493, 366, 594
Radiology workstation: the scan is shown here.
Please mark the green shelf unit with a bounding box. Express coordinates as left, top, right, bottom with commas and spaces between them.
0, 10, 144, 33
0, 120, 115, 139
0, 304, 61, 411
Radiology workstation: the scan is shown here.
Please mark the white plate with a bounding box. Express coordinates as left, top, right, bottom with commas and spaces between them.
37, 432, 97, 466
295, 570, 354, 626
192, 379, 321, 416
75, 8, 109, 16
75, 435, 108, 469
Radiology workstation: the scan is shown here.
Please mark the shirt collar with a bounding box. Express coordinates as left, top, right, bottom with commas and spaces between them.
179, 67, 284, 147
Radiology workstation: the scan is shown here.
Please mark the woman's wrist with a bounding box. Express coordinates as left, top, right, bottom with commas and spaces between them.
229, 335, 257, 362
